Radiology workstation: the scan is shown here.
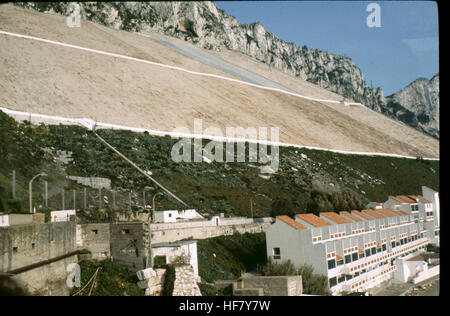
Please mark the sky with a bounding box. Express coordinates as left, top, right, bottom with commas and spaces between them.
215, 1, 439, 96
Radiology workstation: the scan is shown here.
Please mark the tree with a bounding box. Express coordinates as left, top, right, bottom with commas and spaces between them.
271, 197, 295, 217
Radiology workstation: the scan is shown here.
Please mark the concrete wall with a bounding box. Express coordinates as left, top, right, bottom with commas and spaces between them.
234, 275, 302, 296
12, 254, 78, 296
0, 214, 34, 227
413, 265, 439, 284
77, 223, 111, 260
110, 222, 148, 272
150, 217, 273, 243
0, 222, 76, 272
0, 222, 78, 296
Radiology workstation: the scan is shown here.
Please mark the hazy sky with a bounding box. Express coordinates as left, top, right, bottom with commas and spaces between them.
215, 1, 439, 95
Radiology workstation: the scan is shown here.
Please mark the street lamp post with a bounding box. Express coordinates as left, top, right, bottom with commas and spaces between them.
152, 192, 163, 213
146, 192, 163, 269
29, 172, 47, 214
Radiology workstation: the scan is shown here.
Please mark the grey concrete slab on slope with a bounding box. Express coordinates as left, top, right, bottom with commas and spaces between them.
150, 34, 297, 94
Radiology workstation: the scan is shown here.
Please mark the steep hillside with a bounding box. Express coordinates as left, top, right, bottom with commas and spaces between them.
0, 4, 439, 158
0, 110, 439, 218
383, 75, 439, 139
13, 1, 439, 139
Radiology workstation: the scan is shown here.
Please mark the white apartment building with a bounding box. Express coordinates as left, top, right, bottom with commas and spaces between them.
265, 186, 439, 295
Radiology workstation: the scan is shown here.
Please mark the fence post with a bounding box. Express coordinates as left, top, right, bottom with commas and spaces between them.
143, 190, 146, 210
12, 170, 16, 199
83, 187, 87, 209
128, 191, 132, 211
99, 188, 102, 209
44, 181, 48, 207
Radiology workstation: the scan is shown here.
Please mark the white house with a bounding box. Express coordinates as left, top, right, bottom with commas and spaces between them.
151, 239, 199, 275
266, 188, 439, 295
50, 209, 76, 222
153, 209, 203, 223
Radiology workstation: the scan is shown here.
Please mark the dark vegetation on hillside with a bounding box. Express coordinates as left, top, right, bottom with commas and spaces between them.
197, 232, 267, 283
0, 110, 440, 218
70, 259, 143, 296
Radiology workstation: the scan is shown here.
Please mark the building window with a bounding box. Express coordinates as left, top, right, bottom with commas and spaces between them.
345, 255, 352, 264
12, 247, 18, 253
382, 244, 387, 252
359, 253, 365, 259
328, 259, 336, 270
377, 247, 381, 253
153, 256, 167, 267
92, 229, 98, 235
352, 252, 358, 262
122, 229, 130, 234
365, 249, 371, 257
337, 259, 344, 266
31, 243, 35, 250
391, 241, 396, 248
273, 248, 281, 260
168, 213, 172, 217
371, 247, 377, 255
329, 277, 338, 288
338, 275, 346, 283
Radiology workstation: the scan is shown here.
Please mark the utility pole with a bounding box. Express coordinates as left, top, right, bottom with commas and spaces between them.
250, 198, 254, 218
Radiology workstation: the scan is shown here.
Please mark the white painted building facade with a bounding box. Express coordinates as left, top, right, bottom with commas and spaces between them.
151, 240, 199, 275
266, 187, 439, 295
50, 209, 76, 222
153, 209, 203, 223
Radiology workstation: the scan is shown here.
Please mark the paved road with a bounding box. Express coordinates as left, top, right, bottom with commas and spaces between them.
151, 35, 297, 94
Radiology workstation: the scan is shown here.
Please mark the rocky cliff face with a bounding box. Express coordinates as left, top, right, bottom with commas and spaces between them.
15, 2, 438, 138
382, 75, 439, 139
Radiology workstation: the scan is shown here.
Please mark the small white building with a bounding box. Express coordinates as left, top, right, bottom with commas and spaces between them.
50, 209, 76, 222
153, 209, 203, 223
151, 240, 199, 275
0, 213, 34, 227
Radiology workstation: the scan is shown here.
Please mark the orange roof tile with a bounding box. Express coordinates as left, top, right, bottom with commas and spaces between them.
341, 211, 363, 222
320, 212, 352, 224
363, 209, 386, 219
397, 195, 416, 203
358, 249, 364, 254
370, 202, 382, 206
336, 254, 343, 261
295, 213, 332, 227
276, 216, 307, 230
377, 208, 398, 218
352, 210, 372, 221
416, 195, 431, 204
